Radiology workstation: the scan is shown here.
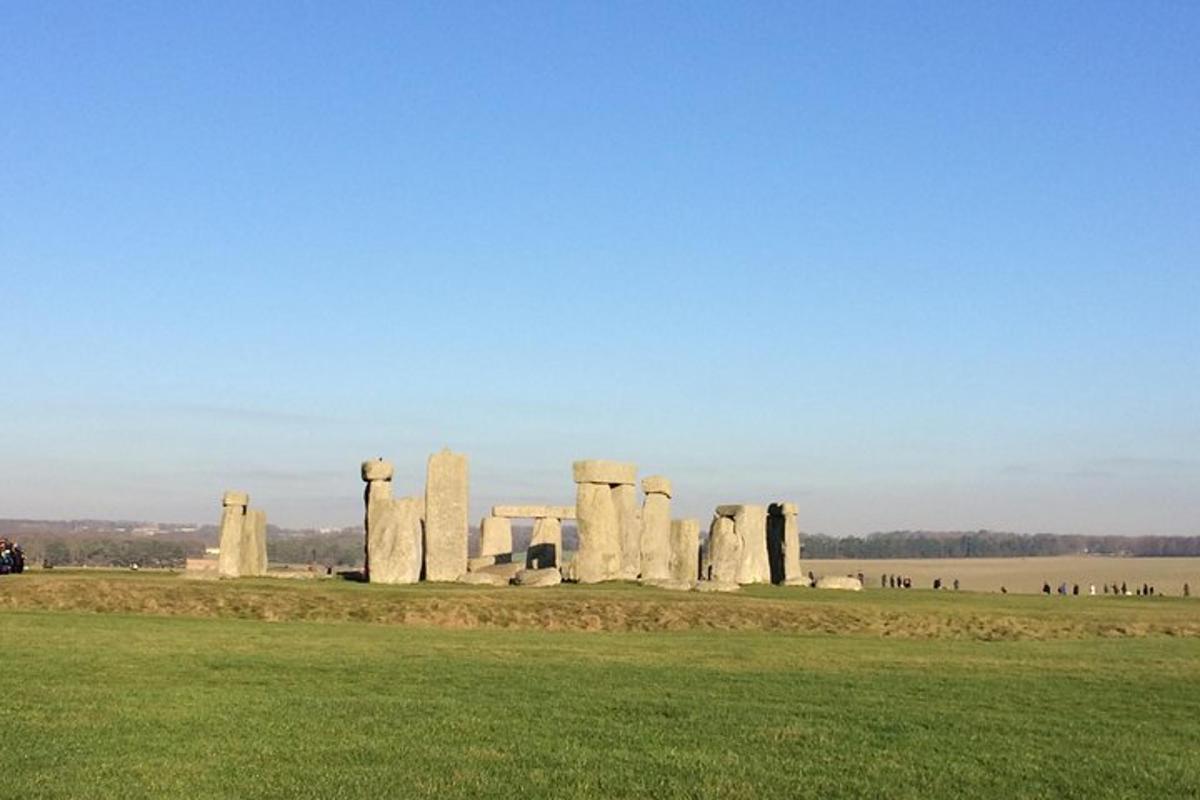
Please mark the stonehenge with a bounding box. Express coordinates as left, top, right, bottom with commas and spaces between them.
424, 449, 469, 581
215, 450, 811, 594
216, 491, 268, 578
815, 575, 863, 591
639, 476, 672, 583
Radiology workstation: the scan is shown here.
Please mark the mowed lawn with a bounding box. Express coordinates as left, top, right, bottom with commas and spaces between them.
3, 587, 1199, 799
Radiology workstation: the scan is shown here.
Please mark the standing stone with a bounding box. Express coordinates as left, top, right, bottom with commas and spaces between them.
239, 509, 268, 577
361, 459, 395, 581
574, 481, 620, 583
668, 518, 699, 585
368, 496, 423, 584
479, 516, 513, 563
527, 516, 562, 569
768, 502, 804, 585
613, 483, 641, 580
639, 476, 672, 582
424, 449, 468, 581
705, 514, 741, 588
217, 491, 249, 578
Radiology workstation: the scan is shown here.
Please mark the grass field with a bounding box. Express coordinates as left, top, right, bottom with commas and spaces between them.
3, 573, 1199, 798
807, 556, 1200, 595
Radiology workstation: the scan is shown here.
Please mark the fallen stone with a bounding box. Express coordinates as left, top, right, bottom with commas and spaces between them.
572, 459, 637, 486
490, 505, 576, 520
512, 567, 562, 587
815, 575, 863, 591
459, 570, 512, 587
424, 449, 468, 581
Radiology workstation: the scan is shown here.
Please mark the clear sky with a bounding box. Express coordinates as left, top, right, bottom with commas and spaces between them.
2, 2, 1197, 534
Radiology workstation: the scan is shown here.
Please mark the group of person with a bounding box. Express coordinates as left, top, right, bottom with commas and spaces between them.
0, 539, 25, 575
1039, 581, 1191, 597
880, 573, 915, 589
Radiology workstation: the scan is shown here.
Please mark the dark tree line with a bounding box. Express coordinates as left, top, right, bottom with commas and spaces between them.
802, 530, 1200, 559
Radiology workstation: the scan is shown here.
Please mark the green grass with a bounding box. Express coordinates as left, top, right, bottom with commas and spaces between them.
3, 578, 1199, 798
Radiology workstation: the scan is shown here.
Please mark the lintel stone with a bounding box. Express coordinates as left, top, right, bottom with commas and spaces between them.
361, 459, 394, 482
490, 504, 577, 520
222, 490, 249, 507
572, 460, 637, 485
641, 475, 672, 497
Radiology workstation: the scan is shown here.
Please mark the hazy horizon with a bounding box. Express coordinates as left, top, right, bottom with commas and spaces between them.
2, 4, 1196, 535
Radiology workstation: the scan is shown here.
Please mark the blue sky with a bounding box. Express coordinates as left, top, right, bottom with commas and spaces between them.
2, 2, 1197, 534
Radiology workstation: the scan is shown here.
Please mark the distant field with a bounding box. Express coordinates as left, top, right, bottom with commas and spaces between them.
807, 555, 1200, 595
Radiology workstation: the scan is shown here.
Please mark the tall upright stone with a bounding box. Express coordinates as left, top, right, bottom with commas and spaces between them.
240, 508, 268, 577
527, 516, 562, 569
669, 518, 700, 585
639, 476, 672, 582
217, 491, 249, 578
479, 516, 513, 562
768, 502, 804, 585
613, 483, 641, 580
572, 460, 635, 583
425, 449, 468, 581
716, 504, 769, 584
573, 480, 620, 583
368, 495, 423, 584
361, 459, 394, 580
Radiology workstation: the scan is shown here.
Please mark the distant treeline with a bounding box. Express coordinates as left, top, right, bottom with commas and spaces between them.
7, 525, 1199, 568
803, 531, 1200, 559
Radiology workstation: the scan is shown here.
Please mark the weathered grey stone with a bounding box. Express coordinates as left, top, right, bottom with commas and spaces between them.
668, 518, 700, 585
641, 475, 672, 498
613, 483, 641, 580
239, 509, 267, 577
479, 516, 513, 560
768, 502, 803, 586
361, 459, 394, 482
527, 516, 562, 569
513, 567, 562, 587
424, 449, 468, 581
815, 575, 863, 591
491, 505, 576, 520
730, 505, 770, 585
705, 514, 741, 588
459, 569, 512, 587
368, 496, 423, 584
572, 460, 637, 486
574, 481, 619, 583
468, 555, 505, 571
216, 493, 248, 577
639, 492, 672, 582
